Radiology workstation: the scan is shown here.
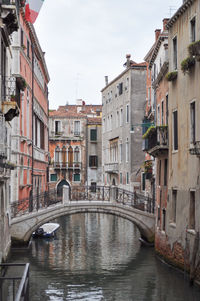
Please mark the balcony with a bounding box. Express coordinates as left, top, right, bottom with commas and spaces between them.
53, 162, 82, 170
1, 76, 20, 121
143, 126, 168, 157
104, 163, 119, 174
1, 0, 21, 35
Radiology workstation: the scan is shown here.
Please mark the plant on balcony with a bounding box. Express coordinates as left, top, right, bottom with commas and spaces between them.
188, 40, 200, 60
166, 71, 178, 81
142, 125, 156, 139
143, 160, 152, 173
181, 56, 195, 74
10, 94, 16, 101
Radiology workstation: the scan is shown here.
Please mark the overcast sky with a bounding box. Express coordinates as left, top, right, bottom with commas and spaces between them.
34, 0, 182, 109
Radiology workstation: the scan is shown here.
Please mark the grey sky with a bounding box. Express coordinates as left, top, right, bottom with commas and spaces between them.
35, 0, 182, 109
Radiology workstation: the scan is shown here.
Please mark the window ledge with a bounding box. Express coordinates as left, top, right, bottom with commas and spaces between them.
172, 150, 178, 154
169, 222, 176, 228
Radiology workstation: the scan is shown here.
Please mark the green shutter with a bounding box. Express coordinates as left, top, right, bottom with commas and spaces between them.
90, 129, 97, 141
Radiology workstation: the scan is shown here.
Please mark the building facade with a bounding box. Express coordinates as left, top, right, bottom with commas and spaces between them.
143, 19, 169, 245
155, 0, 200, 284
0, 0, 23, 263
10, 9, 50, 206
49, 100, 102, 193
102, 55, 146, 191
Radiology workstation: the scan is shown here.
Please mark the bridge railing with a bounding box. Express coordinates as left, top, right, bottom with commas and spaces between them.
70, 186, 154, 214
11, 189, 61, 218
70, 185, 111, 202
0, 263, 29, 301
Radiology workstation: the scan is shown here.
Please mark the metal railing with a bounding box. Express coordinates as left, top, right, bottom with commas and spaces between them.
11, 189, 62, 218
0, 263, 29, 301
189, 141, 200, 156
11, 186, 154, 219
70, 185, 154, 214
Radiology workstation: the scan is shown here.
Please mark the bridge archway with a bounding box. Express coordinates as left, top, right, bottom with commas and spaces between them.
11, 203, 155, 244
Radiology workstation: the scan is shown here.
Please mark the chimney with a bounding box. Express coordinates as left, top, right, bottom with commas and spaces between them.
155, 29, 161, 41
126, 54, 131, 68
105, 76, 108, 86
163, 18, 169, 31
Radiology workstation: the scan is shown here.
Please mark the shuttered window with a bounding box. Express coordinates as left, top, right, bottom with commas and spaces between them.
90, 129, 97, 141
89, 156, 98, 167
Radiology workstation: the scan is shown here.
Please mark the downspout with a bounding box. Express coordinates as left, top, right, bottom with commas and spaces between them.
31, 43, 34, 196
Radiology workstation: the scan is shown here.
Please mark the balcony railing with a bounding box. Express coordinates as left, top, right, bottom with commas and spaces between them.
104, 163, 119, 173
143, 126, 168, 157
53, 162, 82, 169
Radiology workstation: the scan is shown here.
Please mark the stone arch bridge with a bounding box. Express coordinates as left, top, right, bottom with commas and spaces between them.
10, 186, 155, 244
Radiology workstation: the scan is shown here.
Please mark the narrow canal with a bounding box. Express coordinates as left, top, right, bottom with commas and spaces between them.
10, 213, 200, 300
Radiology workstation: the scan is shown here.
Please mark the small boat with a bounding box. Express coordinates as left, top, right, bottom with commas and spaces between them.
32, 223, 60, 238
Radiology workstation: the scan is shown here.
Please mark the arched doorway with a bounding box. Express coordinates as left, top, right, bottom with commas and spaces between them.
57, 180, 71, 199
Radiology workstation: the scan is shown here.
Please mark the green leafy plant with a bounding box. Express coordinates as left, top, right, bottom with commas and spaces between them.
181, 56, 195, 74
166, 71, 178, 81
188, 40, 200, 57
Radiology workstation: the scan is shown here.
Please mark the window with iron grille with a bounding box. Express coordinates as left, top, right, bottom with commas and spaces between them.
89, 156, 98, 167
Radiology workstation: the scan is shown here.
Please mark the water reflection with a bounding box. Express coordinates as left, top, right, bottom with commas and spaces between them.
10, 213, 200, 301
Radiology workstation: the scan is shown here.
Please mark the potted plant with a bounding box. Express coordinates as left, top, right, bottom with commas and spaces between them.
181, 56, 195, 74
188, 40, 200, 60
166, 71, 178, 81
10, 94, 16, 101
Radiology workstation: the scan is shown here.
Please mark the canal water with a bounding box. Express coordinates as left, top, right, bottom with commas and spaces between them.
10, 213, 200, 301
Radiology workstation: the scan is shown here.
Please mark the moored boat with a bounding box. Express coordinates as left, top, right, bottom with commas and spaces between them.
32, 223, 60, 238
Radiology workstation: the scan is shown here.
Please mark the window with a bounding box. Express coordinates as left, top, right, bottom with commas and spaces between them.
172, 189, 177, 223
27, 40, 30, 58
158, 160, 162, 185
164, 159, 168, 186
74, 146, 79, 162
74, 173, 80, 182
148, 87, 151, 105
119, 143, 122, 162
116, 111, 119, 128
120, 108, 123, 126
110, 114, 112, 130
50, 174, 57, 182
89, 155, 98, 167
126, 140, 129, 162
126, 172, 129, 184
21, 29, 24, 47
142, 173, 145, 191
62, 146, 67, 165
90, 129, 97, 141
74, 121, 80, 135
166, 94, 168, 125
161, 101, 164, 125
173, 36, 177, 70
68, 146, 73, 167
157, 105, 160, 125
189, 191, 195, 229
90, 182, 96, 192
162, 209, 166, 231
118, 82, 123, 95
55, 120, 61, 135
126, 105, 129, 123
120, 173, 123, 184
190, 102, 196, 144
190, 17, 196, 42
55, 146, 60, 164
173, 110, 178, 151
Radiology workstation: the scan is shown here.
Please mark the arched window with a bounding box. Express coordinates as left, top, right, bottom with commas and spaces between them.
68, 146, 73, 167
55, 146, 60, 165
62, 146, 67, 166
74, 146, 79, 162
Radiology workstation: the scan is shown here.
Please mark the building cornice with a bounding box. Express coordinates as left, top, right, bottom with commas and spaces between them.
166, 0, 195, 29
149, 34, 168, 69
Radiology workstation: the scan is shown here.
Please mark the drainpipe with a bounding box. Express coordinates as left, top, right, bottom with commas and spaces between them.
31, 43, 34, 198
